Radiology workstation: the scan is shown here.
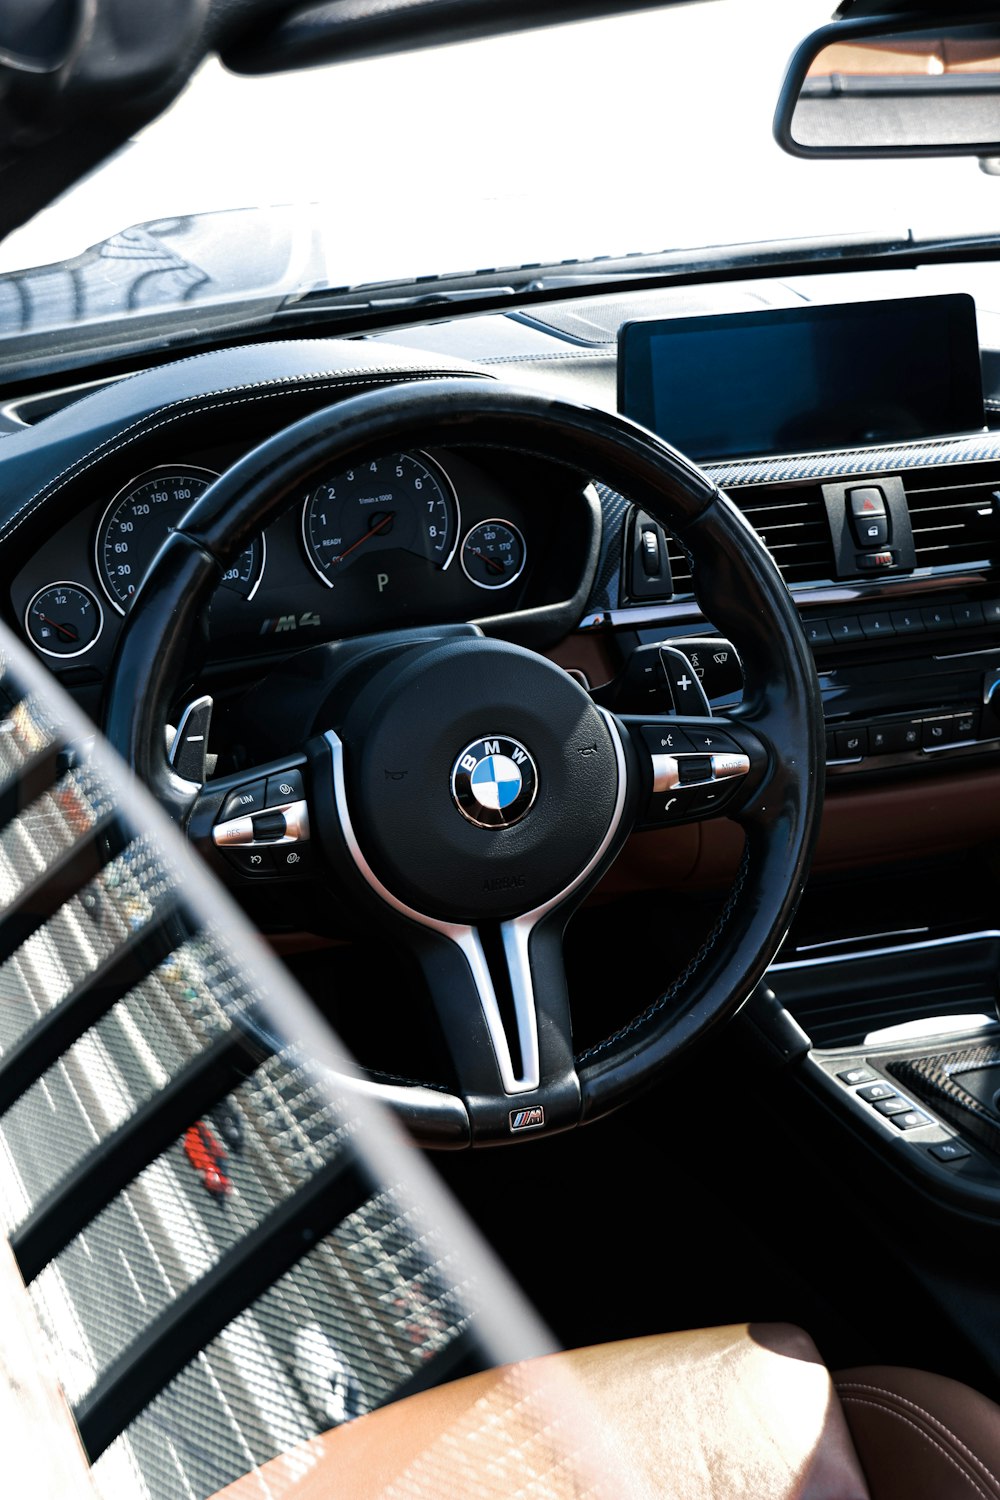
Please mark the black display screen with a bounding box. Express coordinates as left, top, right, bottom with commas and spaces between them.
618, 294, 984, 463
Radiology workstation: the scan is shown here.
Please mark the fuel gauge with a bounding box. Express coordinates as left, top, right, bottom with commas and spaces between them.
25, 582, 104, 659
461, 519, 526, 590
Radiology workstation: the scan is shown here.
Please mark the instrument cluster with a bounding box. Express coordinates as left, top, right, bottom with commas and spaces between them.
14, 442, 574, 680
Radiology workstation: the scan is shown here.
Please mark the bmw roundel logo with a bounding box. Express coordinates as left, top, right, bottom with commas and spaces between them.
451, 736, 538, 828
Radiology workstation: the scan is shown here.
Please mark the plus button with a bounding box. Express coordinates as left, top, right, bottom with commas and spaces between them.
678, 673, 692, 692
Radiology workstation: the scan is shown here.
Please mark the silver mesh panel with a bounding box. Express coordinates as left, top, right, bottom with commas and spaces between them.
93, 1199, 472, 1500
0, 838, 178, 1054
29, 1051, 353, 1404
0, 940, 242, 1228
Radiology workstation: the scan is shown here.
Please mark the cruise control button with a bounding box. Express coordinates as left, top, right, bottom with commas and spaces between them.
223, 847, 275, 876
251, 810, 287, 842
219, 779, 267, 822
266, 769, 305, 807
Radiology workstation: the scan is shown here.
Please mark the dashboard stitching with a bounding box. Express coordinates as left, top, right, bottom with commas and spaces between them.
0, 369, 478, 548
575, 842, 751, 1063
478, 351, 614, 364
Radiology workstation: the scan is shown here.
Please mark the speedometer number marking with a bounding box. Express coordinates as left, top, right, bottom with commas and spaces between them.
301, 451, 458, 587
96, 466, 265, 612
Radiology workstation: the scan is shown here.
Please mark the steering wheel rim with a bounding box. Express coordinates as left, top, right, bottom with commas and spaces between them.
104, 376, 824, 1144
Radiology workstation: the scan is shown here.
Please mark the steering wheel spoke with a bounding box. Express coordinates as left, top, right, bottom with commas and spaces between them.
403, 916, 580, 1141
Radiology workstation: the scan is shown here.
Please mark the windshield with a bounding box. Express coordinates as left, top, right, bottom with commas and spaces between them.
0, 1, 999, 307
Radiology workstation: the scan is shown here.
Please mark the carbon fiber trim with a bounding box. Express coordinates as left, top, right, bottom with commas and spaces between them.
892, 1046, 1000, 1157
705, 430, 1000, 490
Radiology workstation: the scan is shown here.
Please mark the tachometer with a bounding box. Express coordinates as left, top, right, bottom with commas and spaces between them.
96, 467, 265, 612
301, 451, 458, 587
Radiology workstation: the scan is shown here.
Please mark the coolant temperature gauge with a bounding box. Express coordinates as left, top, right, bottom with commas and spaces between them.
25, 582, 104, 658
461, 519, 526, 590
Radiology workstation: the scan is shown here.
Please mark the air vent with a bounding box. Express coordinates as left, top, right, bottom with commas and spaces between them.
905, 466, 1000, 570
664, 482, 836, 596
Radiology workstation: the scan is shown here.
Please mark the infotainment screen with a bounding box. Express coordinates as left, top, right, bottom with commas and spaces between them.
618, 293, 984, 463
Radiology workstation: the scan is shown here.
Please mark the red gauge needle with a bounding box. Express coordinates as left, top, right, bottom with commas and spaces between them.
333, 511, 395, 564
466, 546, 505, 575
38, 615, 78, 642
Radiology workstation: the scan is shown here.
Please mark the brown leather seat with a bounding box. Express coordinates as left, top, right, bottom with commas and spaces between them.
211, 1322, 1000, 1499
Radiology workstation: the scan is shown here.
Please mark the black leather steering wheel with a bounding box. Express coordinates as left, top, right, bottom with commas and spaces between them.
104, 377, 824, 1147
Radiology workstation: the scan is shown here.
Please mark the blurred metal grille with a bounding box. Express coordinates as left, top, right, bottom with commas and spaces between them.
1, 940, 245, 1229
0, 627, 527, 1500
0, 766, 112, 909
0, 690, 58, 782
0, 838, 178, 1054
93, 1201, 472, 1500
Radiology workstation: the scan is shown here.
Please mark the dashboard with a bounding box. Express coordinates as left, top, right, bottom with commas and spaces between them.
5, 267, 1000, 896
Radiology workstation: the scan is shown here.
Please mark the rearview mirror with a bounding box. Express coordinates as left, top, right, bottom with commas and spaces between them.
775, 15, 1000, 158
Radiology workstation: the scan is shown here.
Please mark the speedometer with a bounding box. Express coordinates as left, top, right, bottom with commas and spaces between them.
96, 467, 265, 613
301, 451, 458, 587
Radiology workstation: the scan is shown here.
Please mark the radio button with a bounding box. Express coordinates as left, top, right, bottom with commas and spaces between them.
860, 613, 895, 639
953, 602, 985, 628
983, 600, 1000, 626
921, 604, 955, 631
891, 608, 923, 635
828, 616, 865, 643
803, 619, 832, 647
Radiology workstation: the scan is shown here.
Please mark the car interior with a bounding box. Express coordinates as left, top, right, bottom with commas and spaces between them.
5, 1, 1000, 1496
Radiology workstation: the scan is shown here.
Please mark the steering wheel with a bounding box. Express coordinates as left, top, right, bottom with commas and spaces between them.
104, 377, 823, 1147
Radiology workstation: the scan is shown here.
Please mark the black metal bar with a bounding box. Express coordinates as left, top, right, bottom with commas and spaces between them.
12, 1021, 270, 1282
0, 811, 132, 966
0, 899, 195, 1118
0, 739, 64, 838
386, 1326, 489, 1406
75, 1145, 372, 1461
